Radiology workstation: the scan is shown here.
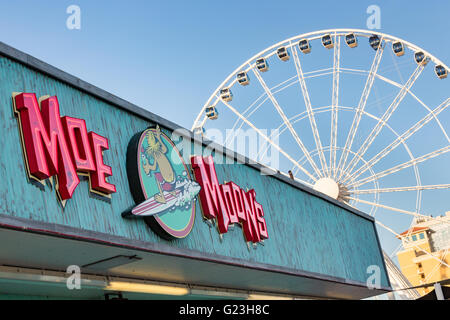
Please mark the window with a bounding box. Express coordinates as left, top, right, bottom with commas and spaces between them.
419, 233, 425, 240
412, 234, 417, 241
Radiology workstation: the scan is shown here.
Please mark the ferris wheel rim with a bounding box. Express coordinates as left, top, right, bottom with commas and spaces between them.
192, 28, 449, 130
192, 28, 450, 284
194, 29, 449, 217
193, 28, 449, 210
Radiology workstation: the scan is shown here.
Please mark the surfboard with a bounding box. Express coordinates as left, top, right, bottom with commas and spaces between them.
131, 189, 182, 216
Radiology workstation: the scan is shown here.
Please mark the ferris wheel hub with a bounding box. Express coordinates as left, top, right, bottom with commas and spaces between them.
313, 178, 340, 200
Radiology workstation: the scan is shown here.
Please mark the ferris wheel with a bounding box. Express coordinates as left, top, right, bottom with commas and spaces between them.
192, 28, 450, 288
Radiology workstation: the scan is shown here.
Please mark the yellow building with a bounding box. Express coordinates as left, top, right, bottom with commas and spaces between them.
396, 211, 450, 296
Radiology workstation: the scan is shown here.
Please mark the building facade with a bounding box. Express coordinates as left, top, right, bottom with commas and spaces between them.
396, 212, 450, 296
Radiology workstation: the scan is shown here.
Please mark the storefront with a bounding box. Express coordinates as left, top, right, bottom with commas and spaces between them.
0, 42, 390, 300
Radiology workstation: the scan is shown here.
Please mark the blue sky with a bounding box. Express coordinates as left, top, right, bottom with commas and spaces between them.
0, 0, 449, 261
0, 1, 448, 127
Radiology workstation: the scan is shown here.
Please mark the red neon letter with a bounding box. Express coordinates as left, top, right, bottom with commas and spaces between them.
62, 117, 96, 172
230, 182, 246, 222
221, 183, 239, 224
241, 189, 261, 243
88, 132, 116, 194
14, 93, 79, 200
191, 155, 268, 243
191, 156, 230, 233
247, 189, 268, 240
254, 200, 269, 240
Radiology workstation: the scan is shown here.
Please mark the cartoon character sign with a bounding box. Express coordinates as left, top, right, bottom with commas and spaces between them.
124, 126, 200, 240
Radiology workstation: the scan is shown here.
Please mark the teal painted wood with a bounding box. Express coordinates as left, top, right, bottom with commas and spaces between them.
0, 55, 389, 287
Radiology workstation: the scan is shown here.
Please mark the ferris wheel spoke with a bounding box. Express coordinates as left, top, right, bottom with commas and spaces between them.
330, 34, 341, 178
250, 67, 323, 178
407, 92, 450, 143
352, 184, 450, 194
227, 75, 307, 145
342, 63, 426, 182
341, 68, 449, 144
192, 115, 208, 132
375, 221, 450, 268
231, 70, 343, 143
293, 144, 379, 195
389, 243, 404, 259
336, 42, 385, 181
257, 106, 334, 162
350, 146, 450, 189
348, 197, 441, 222
423, 248, 449, 283
291, 44, 328, 176
194, 31, 450, 265
347, 98, 450, 182
220, 99, 317, 181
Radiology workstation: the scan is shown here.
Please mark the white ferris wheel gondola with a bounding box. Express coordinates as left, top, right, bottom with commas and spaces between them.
277, 46, 290, 61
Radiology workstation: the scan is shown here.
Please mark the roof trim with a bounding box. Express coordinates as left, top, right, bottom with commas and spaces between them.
398, 226, 429, 237
0, 213, 392, 296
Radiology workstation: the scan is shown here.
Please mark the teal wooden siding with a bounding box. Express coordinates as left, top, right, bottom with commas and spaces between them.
0, 54, 389, 288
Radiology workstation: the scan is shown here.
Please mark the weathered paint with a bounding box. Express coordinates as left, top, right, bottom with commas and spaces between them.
0, 51, 389, 288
